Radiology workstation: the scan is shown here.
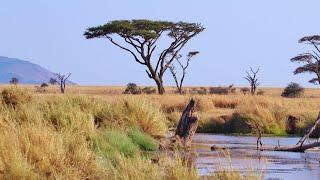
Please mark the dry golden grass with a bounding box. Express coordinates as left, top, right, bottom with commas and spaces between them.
4, 84, 320, 135
0, 87, 199, 179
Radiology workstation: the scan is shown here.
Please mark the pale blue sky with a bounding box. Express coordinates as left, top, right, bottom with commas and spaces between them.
0, 0, 319, 87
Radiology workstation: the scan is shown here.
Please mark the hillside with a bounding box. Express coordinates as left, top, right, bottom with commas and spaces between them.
0, 56, 75, 84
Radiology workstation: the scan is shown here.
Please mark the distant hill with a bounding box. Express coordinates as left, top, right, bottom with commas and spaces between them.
0, 56, 75, 84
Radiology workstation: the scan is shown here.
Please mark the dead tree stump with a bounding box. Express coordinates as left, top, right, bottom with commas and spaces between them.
174, 98, 198, 147
286, 115, 298, 134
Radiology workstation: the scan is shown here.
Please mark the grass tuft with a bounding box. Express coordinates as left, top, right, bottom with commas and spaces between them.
128, 127, 158, 151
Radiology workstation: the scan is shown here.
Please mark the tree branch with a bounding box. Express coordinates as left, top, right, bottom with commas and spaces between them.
106, 36, 146, 65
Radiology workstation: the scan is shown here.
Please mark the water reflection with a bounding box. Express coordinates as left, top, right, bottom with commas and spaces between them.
192, 134, 320, 180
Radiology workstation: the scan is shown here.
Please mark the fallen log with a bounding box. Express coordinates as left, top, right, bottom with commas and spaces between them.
210, 142, 320, 152
174, 98, 198, 147
262, 141, 320, 152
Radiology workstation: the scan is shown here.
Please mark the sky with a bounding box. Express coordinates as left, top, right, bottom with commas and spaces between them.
0, 0, 320, 87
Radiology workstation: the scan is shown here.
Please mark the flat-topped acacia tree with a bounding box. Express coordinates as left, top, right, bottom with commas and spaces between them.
84, 20, 204, 94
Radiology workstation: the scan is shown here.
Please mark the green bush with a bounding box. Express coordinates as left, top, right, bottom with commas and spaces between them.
123, 83, 142, 94
128, 128, 158, 151
281, 82, 304, 98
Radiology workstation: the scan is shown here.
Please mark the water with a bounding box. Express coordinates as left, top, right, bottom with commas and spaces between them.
192, 134, 320, 180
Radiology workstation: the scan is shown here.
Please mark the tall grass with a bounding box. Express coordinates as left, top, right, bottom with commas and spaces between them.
0, 88, 195, 179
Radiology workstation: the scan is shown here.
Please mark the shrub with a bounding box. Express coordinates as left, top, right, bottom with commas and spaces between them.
1, 88, 32, 108
123, 83, 142, 94
256, 90, 265, 96
10, 77, 19, 85
40, 83, 49, 88
141, 87, 156, 94
174, 89, 187, 94
35, 83, 49, 93
49, 78, 57, 85
128, 127, 158, 151
197, 87, 207, 95
281, 82, 304, 98
240, 87, 250, 95
190, 87, 207, 95
209, 87, 229, 95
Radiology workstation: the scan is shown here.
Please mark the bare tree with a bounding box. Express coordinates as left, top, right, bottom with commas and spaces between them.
56, 73, 71, 94
168, 51, 199, 94
291, 35, 320, 85
244, 67, 260, 95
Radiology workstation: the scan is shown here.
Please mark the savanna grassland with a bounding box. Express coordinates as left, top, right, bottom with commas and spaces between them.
0, 84, 319, 179
18, 84, 320, 136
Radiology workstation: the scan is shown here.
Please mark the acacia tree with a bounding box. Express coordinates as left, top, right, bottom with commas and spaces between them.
244, 67, 260, 95
10, 77, 19, 85
291, 35, 320, 85
84, 20, 204, 94
168, 51, 199, 94
56, 73, 71, 94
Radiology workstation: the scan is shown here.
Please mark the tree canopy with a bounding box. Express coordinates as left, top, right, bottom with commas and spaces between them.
291, 35, 320, 85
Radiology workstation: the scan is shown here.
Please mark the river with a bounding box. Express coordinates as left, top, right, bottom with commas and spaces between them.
192, 134, 320, 180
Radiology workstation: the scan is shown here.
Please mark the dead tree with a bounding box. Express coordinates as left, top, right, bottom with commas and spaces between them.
56, 73, 71, 94
296, 112, 320, 146
174, 98, 198, 147
168, 51, 199, 94
251, 120, 263, 150
244, 67, 260, 95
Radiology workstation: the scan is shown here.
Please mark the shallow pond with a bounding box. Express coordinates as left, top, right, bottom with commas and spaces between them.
192, 134, 320, 180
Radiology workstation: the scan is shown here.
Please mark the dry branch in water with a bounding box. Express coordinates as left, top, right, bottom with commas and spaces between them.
211, 112, 320, 153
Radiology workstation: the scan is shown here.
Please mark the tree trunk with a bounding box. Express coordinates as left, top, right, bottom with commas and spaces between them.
60, 83, 65, 94
175, 98, 198, 147
154, 78, 165, 95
